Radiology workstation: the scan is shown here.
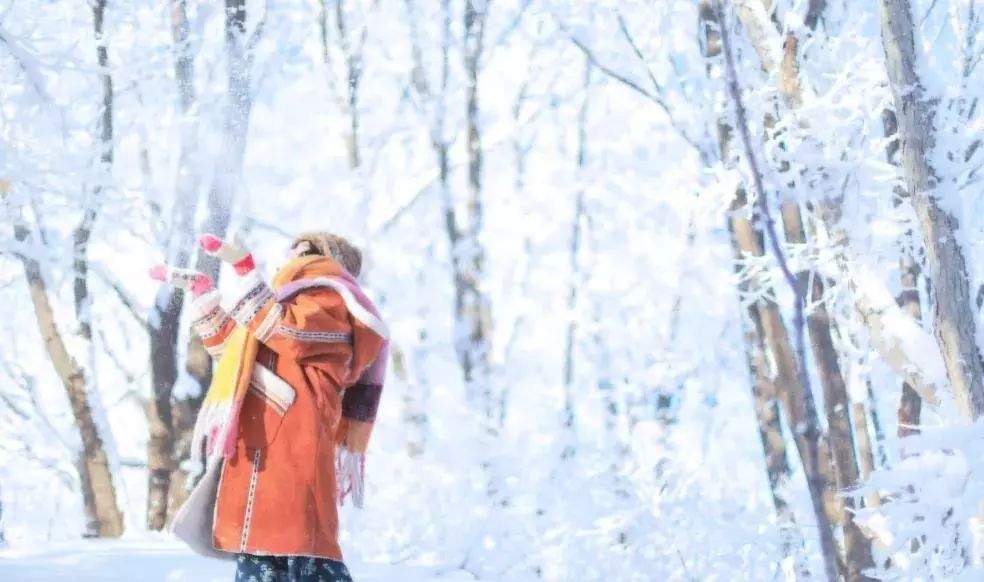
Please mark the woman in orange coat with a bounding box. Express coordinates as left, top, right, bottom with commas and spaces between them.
152, 232, 388, 582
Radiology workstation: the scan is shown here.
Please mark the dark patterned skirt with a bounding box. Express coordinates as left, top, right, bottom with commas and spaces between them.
235, 554, 354, 582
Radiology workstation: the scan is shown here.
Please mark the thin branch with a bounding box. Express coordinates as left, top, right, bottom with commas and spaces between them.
615, 11, 667, 98
243, 215, 293, 240
375, 173, 439, 235
245, 0, 269, 56
90, 263, 149, 332
558, 18, 707, 161
488, 0, 533, 55
0, 25, 51, 103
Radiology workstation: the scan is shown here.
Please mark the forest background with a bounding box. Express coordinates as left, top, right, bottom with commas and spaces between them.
2, 0, 984, 580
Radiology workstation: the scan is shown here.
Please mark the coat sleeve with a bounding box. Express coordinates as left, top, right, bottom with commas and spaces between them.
226, 270, 356, 366
190, 290, 237, 359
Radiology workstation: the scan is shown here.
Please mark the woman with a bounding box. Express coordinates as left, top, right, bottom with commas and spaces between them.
152, 232, 388, 582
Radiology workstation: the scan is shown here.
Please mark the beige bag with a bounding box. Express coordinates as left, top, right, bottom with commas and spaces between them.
169, 454, 234, 560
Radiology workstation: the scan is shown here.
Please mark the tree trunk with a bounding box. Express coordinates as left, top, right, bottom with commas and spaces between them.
11, 216, 124, 538
883, 108, 924, 438
143, 0, 203, 530
728, 185, 839, 578
880, 0, 984, 421
782, 205, 875, 579
896, 251, 924, 437
733, 3, 876, 572
726, 201, 805, 572
459, 0, 494, 418
51, 0, 126, 538
807, 277, 875, 579
774, 18, 876, 574
401, 0, 451, 456
0, 479, 6, 547
713, 3, 839, 578
560, 58, 591, 459
411, 0, 494, 419
852, 401, 881, 508
319, 0, 364, 171
74, 0, 113, 345
699, 4, 814, 571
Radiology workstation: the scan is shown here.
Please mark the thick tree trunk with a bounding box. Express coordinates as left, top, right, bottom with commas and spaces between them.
46, 0, 126, 538
11, 217, 124, 538
880, 0, 984, 421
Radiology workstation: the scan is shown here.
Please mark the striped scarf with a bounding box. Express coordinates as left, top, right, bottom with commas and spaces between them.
188, 326, 257, 471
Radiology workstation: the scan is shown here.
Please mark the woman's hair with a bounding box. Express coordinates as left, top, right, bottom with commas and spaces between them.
291, 232, 362, 277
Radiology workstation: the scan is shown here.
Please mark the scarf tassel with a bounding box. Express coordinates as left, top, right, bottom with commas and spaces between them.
335, 445, 365, 508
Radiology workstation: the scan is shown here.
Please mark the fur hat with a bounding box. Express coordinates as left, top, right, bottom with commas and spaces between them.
291, 232, 363, 277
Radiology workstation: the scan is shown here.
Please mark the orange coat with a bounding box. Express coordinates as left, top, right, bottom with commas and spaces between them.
193, 256, 385, 561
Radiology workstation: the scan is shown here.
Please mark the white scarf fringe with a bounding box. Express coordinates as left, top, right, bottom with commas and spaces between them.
335, 445, 365, 508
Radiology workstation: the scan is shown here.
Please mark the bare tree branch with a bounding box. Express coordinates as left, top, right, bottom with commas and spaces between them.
91, 263, 149, 332
556, 16, 708, 162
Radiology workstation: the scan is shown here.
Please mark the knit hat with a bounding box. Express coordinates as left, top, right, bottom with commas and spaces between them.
291, 232, 362, 277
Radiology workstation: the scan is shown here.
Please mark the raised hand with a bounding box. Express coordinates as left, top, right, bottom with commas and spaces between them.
199, 234, 255, 276
149, 264, 214, 297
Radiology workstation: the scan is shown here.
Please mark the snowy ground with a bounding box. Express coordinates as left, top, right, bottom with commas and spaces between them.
0, 538, 472, 581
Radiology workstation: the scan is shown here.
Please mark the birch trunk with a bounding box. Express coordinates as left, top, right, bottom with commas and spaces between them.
713, 3, 838, 577
880, 0, 984, 421
852, 402, 881, 508
728, 186, 839, 576
699, 3, 811, 569
11, 213, 123, 537
726, 196, 805, 571
782, 205, 875, 579
883, 108, 924, 438
735, 2, 876, 571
